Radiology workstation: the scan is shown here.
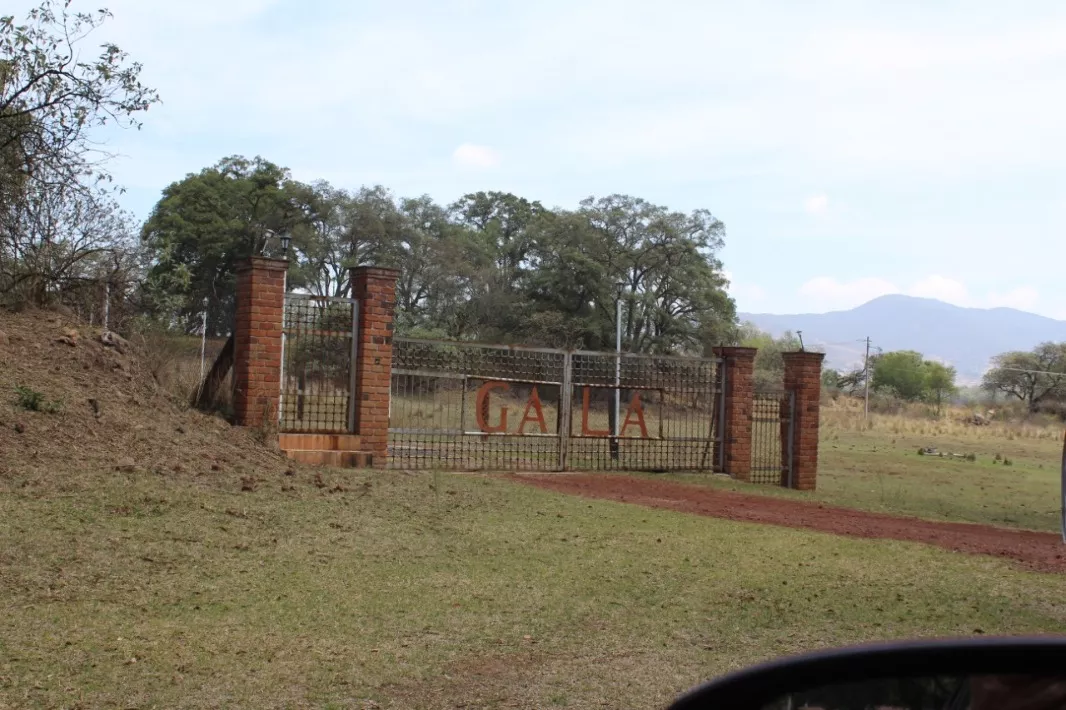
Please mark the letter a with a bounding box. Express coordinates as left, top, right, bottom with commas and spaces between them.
518, 386, 548, 434
475, 381, 510, 433
620, 393, 649, 439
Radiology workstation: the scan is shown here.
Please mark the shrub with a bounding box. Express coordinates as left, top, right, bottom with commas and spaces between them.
13, 385, 63, 413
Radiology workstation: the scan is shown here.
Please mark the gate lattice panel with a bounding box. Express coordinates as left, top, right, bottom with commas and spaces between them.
279, 294, 358, 433
751, 390, 795, 486
388, 338, 723, 473
388, 339, 566, 470
566, 351, 721, 472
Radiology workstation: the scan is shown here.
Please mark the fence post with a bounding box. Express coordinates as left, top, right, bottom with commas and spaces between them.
559, 351, 573, 471
233, 256, 288, 429
712, 347, 757, 481
781, 351, 825, 490
349, 266, 400, 468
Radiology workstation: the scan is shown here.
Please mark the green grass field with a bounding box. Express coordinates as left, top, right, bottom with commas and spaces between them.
661, 406, 1065, 532
4, 461, 1066, 709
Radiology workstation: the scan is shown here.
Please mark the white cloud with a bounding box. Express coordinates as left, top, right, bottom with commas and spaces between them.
723, 270, 767, 307
985, 286, 1041, 311
799, 276, 898, 309
452, 144, 501, 170
907, 275, 969, 304
804, 194, 829, 216
797, 275, 1043, 313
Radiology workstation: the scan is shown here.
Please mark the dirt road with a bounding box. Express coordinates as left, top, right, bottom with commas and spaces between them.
509, 474, 1066, 573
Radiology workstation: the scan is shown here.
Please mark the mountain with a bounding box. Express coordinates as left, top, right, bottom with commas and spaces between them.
738, 295, 1066, 385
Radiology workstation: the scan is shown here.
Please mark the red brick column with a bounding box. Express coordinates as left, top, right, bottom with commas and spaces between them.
782, 352, 825, 490
233, 257, 288, 428
350, 266, 400, 467
712, 347, 757, 480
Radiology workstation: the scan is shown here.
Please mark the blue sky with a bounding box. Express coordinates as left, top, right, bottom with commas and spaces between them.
12, 0, 1066, 317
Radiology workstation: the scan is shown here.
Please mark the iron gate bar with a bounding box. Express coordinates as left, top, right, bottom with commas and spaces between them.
389, 338, 567, 471
559, 351, 573, 470
571, 349, 725, 364
786, 391, 796, 489
279, 293, 358, 433
396, 337, 567, 355
388, 337, 726, 474
750, 389, 792, 486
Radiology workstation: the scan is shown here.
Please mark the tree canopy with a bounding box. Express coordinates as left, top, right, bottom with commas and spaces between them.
141, 157, 740, 353
981, 342, 1066, 412
870, 350, 958, 411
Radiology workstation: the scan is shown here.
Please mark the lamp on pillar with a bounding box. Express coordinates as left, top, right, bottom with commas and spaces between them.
261, 229, 292, 260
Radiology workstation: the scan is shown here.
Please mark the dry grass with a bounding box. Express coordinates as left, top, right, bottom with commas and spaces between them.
821, 396, 1062, 441
5, 469, 1066, 709
5, 316, 1066, 708
663, 397, 1065, 533
130, 330, 232, 412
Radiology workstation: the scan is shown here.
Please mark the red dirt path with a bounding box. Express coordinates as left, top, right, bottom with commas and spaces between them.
508, 474, 1066, 574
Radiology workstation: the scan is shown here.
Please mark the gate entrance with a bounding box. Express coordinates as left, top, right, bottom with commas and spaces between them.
752, 390, 796, 486
387, 338, 728, 475
279, 294, 359, 433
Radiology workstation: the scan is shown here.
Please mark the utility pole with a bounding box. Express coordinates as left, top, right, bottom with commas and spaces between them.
863, 337, 871, 420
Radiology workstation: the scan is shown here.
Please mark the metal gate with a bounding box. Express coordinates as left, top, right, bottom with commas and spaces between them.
566, 351, 722, 472
751, 390, 795, 486
387, 338, 724, 473
388, 339, 566, 470
279, 294, 359, 433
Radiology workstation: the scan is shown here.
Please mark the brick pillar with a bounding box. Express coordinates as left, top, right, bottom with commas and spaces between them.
233, 257, 288, 428
350, 266, 400, 467
712, 347, 757, 480
782, 351, 825, 490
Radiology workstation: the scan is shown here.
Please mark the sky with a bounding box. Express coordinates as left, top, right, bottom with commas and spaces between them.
10, 0, 1066, 318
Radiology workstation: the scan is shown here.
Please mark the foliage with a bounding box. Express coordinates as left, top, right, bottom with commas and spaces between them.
0, 1, 158, 305
142, 161, 739, 354
871, 350, 927, 401
140, 156, 303, 335
13, 384, 61, 412
923, 360, 958, 415
981, 343, 1066, 413
870, 350, 957, 411
736, 322, 821, 391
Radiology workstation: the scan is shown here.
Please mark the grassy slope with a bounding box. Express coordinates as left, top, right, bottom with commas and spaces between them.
4, 470, 1066, 709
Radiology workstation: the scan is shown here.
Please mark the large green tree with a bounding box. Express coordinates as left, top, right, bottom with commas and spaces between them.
923, 361, 958, 414
871, 350, 929, 401
576, 195, 735, 354
982, 343, 1066, 412
141, 156, 303, 334
870, 350, 958, 408
139, 170, 739, 352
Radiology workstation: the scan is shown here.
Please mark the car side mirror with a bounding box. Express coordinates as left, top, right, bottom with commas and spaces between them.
668, 636, 1066, 710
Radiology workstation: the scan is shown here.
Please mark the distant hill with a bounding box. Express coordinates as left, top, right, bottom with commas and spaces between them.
739, 295, 1066, 385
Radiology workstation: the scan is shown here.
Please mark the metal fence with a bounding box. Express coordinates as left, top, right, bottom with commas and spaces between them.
279, 294, 358, 433
389, 339, 566, 470
752, 390, 795, 486
388, 338, 724, 473
567, 351, 722, 472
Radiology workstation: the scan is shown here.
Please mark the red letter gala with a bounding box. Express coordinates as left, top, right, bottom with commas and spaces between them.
621, 393, 649, 439
581, 387, 610, 437
476, 381, 510, 433
518, 386, 548, 434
